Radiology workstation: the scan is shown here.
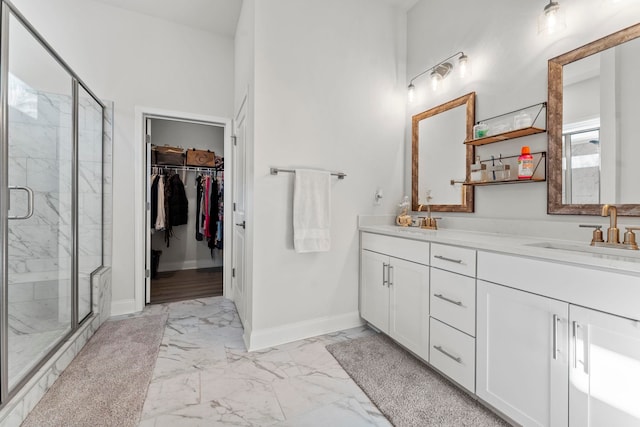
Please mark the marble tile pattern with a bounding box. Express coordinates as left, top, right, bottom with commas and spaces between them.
138, 297, 390, 427
7, 91, 106, 283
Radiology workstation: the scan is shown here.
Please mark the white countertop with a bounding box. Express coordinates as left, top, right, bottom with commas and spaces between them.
359, 224, 640, 275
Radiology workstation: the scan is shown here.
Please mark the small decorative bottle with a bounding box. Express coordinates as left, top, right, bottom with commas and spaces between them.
470, 156, 487, 182
396, 196, 412, 227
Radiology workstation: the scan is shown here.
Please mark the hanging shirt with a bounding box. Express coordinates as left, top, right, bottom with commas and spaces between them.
155, 176, 166, 230
150, 174, 159, 228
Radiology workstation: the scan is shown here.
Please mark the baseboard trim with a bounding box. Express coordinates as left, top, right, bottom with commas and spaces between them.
247, 311, 364, 351
157, 259, 223, 273
110, 299, 137, 316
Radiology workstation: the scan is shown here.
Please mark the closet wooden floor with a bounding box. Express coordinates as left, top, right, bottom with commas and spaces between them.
150, 267, 223, 304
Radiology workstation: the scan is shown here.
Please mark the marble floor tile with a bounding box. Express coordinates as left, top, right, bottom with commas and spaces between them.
139, 297, 388, 426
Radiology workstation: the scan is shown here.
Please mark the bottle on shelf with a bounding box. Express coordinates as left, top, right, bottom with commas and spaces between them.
470, 156, 487, 182
517, 146, 534, 179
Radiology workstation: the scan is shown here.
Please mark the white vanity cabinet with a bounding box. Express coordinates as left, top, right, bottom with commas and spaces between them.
360, 232, 430, 360
476, 280, 569, 427
429, 243, 477, 392
569, 305, 640, 427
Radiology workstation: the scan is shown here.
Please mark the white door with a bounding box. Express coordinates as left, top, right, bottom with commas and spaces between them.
360, 250, 390, 333
145, 118, 152, 304
389, 257, 429, 359
232, 99, 247, 323
477, 280, 569, 427
569, 305, 640, 427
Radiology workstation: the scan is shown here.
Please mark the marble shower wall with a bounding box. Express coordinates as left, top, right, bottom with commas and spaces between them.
7, 90, 106, 311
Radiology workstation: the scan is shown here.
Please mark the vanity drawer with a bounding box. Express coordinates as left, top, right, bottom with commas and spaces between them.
429, 318, 475, 393
430, 243, 476, 277
430, 268, 476, 336
361, 232, 429, 265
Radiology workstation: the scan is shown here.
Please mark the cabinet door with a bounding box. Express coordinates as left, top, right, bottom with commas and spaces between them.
477, 280, 569, 427
389, 257, 429, 359
570, 305, 640, 427
360, 250, 390, 333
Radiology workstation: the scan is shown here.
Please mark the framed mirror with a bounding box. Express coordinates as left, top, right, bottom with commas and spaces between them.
412, 92, 475, 212
548, 23, 640, 216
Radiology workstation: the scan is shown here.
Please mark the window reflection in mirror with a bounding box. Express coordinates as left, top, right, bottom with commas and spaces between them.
548, 23, 640, 216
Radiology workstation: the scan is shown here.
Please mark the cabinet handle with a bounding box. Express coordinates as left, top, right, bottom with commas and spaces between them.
553, 314, 560, 360
382, 263, 388, 287
433, 255, 463, 264
434, 293, 463, 306
433, 345, 462, 364
573, 322, 589, 375
572, 321, 579, 369
388, 265, 394, 286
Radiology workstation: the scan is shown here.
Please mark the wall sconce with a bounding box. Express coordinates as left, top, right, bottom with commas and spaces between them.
407, 51, 470, 103
538, 0, 566, 35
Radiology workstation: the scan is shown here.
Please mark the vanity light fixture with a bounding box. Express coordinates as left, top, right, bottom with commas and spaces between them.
538, 0, 566, 36
407, 51, 470, 103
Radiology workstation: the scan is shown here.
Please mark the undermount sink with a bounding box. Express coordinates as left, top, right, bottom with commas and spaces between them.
526, 241, 640, 259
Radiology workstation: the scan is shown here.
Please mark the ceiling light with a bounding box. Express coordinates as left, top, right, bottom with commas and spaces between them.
407, 52, 470, 103
538, 1, 566, 36
408, 83, 416, 103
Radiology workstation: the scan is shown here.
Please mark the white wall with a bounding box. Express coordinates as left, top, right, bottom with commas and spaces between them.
244, 0, 407, 349
11, 0, 235, 313
406, 0, 640, 230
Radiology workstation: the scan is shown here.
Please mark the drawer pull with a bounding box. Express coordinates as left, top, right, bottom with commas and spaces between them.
433, 345, 462, 364
434, 255, 463, 264
434, 293, 463, 306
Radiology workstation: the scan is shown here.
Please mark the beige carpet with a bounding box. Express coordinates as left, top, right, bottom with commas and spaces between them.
326, 333, 510, 427
22, 314, 167, 427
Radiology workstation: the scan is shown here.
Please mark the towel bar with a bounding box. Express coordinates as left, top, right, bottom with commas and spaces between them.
270, 167, 346, 179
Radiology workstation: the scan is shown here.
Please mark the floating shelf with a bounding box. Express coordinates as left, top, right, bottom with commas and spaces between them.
467, 177, 546, 186
459, 151, 546, 186
465, 126, 546, 146
465, 102, 547, 146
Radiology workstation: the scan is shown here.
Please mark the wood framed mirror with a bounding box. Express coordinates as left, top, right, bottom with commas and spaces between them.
548, 23, 640, 216
411, 92, 475, 212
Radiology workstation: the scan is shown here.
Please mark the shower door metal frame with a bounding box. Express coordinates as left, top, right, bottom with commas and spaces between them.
0, 0, 106, 405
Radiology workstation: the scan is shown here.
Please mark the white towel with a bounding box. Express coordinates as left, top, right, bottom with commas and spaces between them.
293, 169, 331, 253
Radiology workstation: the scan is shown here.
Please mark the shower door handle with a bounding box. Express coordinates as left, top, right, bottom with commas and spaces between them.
8, 186, 35, 220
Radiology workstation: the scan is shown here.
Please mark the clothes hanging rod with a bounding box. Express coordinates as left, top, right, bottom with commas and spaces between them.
270, 167, 346, 179
152, 164, 221, 172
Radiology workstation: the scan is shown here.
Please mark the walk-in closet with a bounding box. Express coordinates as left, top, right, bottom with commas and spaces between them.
146, 118, 224, 304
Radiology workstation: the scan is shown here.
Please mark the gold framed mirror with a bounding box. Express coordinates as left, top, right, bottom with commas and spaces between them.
411, 92, 475, 212
548, 23, 640, 216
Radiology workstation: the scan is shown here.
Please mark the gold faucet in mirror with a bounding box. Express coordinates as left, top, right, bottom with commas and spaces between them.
417, 191, 439, 230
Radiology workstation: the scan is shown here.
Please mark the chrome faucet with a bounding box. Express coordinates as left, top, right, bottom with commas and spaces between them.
602, 204, 619, 244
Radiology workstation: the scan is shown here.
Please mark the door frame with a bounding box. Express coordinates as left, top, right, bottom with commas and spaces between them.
134, 107, 232, 311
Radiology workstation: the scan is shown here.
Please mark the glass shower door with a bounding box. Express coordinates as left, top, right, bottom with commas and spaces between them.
4, 12, 74, 391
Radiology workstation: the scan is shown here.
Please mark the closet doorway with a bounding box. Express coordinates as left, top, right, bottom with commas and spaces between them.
145, 117, 226, 304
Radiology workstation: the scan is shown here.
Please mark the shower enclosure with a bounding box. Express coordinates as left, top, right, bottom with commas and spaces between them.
0, 0, 104, 404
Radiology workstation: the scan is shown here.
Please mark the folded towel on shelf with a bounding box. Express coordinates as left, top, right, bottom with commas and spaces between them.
293, 169, 331, 253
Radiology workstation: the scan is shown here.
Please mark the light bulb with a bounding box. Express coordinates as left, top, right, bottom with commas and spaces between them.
408, 83, 415, 103
458, 54, 469, 79
538, 1, 566, 35
430, 71, 442, 91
